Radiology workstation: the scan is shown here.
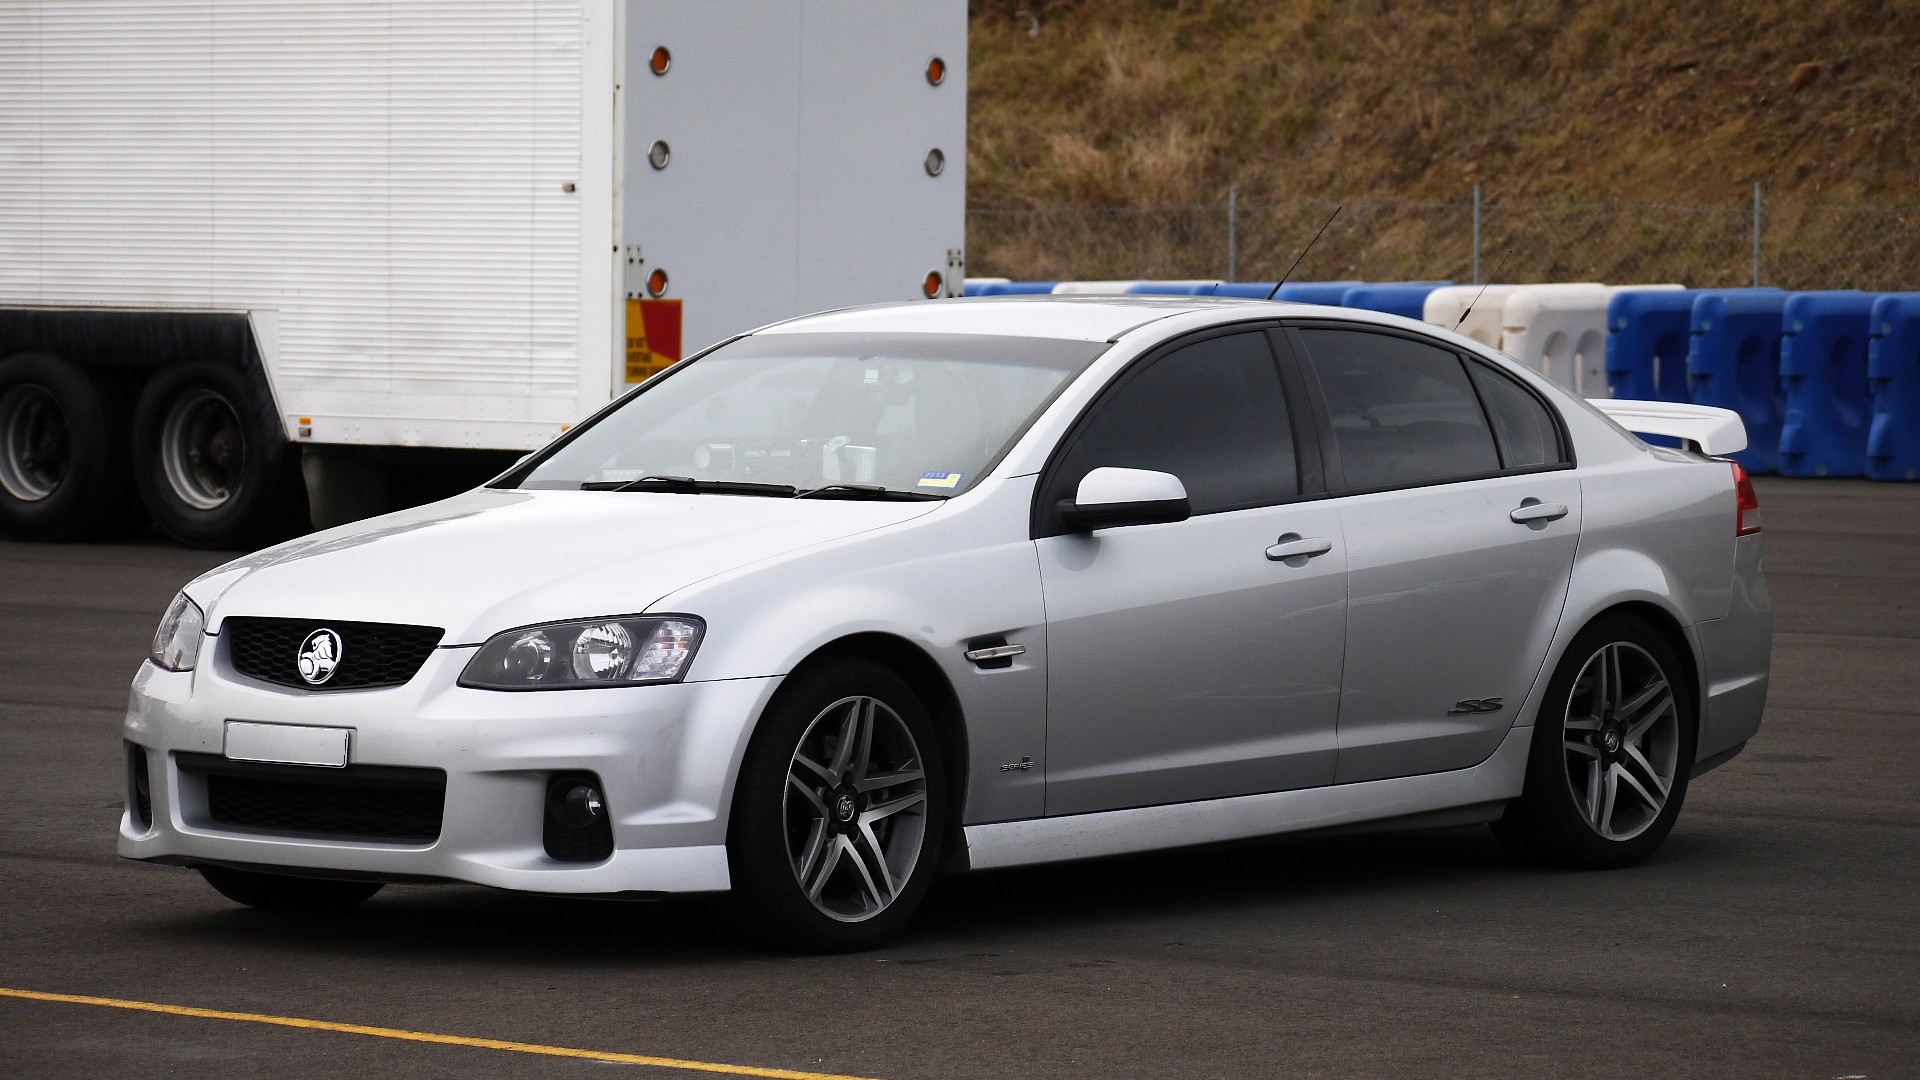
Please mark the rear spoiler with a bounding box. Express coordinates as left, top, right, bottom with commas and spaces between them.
1591, 399, 1748, 456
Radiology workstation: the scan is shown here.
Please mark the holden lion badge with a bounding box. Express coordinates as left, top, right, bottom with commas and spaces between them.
298, 628, 344, 686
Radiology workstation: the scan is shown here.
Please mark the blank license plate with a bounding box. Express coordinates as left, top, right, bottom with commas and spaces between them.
224, 721, 351, 768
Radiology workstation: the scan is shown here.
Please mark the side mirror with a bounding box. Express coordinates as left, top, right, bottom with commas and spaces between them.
1057, 467, 1192, 532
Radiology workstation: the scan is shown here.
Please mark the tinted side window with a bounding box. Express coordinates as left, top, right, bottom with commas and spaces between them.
1052, 332, 1297, 515
1468, 362, 1566, 468
1298, 328, 1500, 491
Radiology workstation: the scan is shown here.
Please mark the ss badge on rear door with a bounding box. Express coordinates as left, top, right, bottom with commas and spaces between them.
1447, 697, 1504, 715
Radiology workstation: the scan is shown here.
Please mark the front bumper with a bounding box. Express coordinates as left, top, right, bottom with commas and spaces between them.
120, 644, 781, 895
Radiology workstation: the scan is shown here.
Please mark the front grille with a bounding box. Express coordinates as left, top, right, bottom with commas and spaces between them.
178, 752, 445, 843
225, 617, 443, 691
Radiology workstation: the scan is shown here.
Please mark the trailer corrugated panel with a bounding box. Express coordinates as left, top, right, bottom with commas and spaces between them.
0, 0, 592, 449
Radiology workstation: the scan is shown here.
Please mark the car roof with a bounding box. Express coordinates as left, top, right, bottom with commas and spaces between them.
753, 295, 1351, 343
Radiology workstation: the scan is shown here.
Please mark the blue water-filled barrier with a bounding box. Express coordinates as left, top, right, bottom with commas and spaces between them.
963, 281, 1059, 296
1340, 282, 1452, 320
1778, 292, 1878, 478
1688, 290, 1792, 473
1867, 293, 1920, 482
1273, 280, 1366, 305
1609, 290, 1702, 402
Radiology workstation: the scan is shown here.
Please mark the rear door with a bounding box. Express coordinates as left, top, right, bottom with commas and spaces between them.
1287, 324, 1582, 783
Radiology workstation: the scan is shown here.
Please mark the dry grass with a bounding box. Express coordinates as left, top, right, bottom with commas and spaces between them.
966, 0, 1920, 282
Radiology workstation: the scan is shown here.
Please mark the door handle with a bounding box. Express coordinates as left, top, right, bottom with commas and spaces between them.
1509, 500, 1569, 524
1265, 534, 1333, 561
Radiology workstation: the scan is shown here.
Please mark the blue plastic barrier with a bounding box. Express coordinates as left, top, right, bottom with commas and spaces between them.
1688, 290, 1792, 473
1340, 282, 1453, 320
1274, 280, 1366, 305
1608, 290, 1701, 402
1867, 293, 1920, 481
1212, 282, 1286, 298
1778, 291, 1878, 478
964, 281, 1058, 296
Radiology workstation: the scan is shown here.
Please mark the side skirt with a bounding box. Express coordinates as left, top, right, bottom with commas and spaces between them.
963, 725, 1532, 870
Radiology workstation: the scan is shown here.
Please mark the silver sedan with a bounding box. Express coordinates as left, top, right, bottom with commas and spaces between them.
123, 296, 1771, 951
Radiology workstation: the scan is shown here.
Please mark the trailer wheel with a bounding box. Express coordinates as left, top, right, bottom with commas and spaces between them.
0, 353, 141, 541
133, 361, 300, 548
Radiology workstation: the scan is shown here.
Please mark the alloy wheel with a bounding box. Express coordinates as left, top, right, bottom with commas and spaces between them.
1561, 641, 1681, 841
784, 694, 929, 922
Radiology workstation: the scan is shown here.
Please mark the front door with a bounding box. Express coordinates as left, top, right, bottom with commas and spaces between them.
1035, 329, 1348, 815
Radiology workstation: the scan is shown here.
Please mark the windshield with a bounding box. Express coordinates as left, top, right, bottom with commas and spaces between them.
512, 332, 1108, 496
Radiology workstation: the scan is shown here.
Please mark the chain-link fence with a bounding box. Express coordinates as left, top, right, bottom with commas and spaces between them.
967, 193, 1919, 292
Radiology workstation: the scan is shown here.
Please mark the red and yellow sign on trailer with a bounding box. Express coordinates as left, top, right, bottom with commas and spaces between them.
625, 299, 684, 384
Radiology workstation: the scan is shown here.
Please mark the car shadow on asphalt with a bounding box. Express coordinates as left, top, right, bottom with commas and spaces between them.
125, 823, 1737, 966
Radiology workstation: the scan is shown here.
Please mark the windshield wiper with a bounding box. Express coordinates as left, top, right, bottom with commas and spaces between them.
580, 475, 797, 496
793, 484, 948, 501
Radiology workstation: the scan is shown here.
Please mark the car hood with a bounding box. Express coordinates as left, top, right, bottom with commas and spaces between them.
190, 488, 940, 645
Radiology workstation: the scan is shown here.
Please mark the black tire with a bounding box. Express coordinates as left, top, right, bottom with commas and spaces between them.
727, 657, 948, 953
132, 361, 303, 548
198, 866, 384, 912
0, 353, 142, 541
1491, 613, 1697, 869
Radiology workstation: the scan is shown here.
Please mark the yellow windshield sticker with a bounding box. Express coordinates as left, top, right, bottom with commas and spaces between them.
916, 472, 963, 489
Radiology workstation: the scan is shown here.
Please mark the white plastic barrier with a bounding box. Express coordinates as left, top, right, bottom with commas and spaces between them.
1500, 283, 1683, 397
1049, 280, 1150, 295
1049, 280, 1223, 295
1423, 285, 1525, 348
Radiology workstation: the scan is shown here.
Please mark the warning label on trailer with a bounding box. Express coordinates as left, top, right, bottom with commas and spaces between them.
625, 299, 684, 383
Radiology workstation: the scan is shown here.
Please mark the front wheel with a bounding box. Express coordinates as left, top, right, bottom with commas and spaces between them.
1491, 614, 1696, 869
727, 658, 946, 952
198, 865, 384, 911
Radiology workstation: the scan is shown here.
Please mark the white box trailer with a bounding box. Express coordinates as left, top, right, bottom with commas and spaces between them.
0, 0, 965, 546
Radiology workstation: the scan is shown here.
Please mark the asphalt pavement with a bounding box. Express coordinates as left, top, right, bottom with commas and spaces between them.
1, 477, 1914, 1078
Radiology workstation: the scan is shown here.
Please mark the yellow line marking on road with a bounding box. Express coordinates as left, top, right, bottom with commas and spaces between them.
0, 987, 884, 1080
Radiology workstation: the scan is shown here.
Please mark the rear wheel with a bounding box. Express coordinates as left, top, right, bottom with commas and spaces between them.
198, 866, 384, 911
0, 353, 141, 541
727, 658, 946, 952
133, 361, 302, 547
1492, 614, 1696, 869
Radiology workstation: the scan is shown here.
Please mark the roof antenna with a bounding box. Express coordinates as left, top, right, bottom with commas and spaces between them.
1452, 249, 1514, 332
1265, 205, 1341, 301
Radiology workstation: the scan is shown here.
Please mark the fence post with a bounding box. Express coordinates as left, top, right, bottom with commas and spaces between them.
1472, 184, 1483, 285
1227, 186, 1238, 282
1752, 181, 1763, 287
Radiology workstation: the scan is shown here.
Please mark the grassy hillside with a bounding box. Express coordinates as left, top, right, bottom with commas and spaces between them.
965, 0, 1920, 285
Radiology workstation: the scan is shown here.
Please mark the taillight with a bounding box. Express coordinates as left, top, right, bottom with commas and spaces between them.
1732, 461, 1761, 536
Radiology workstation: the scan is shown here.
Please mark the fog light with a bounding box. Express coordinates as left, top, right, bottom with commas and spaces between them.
557, 783, 604, 828
544, 772, 614, 862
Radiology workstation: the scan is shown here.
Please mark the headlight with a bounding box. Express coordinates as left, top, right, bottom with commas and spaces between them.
458, 616, 704, 690
150, 593, 205, 672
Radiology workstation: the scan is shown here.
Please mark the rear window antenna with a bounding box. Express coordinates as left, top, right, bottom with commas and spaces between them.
1265, 205, 1342, 301
1452, 249, 1514, 332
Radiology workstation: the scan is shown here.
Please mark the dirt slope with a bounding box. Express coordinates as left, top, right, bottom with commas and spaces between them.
967, 0, 1919, 208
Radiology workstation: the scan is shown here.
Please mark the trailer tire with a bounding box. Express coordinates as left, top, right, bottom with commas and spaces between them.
133, 361, 301, 549
0, 353, 142, 541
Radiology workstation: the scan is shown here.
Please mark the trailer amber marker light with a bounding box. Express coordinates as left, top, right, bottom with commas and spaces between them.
923, 271, 943, 299
648, 268, 669, 297
926, 57, 945, 85
649, 46, 670, 75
